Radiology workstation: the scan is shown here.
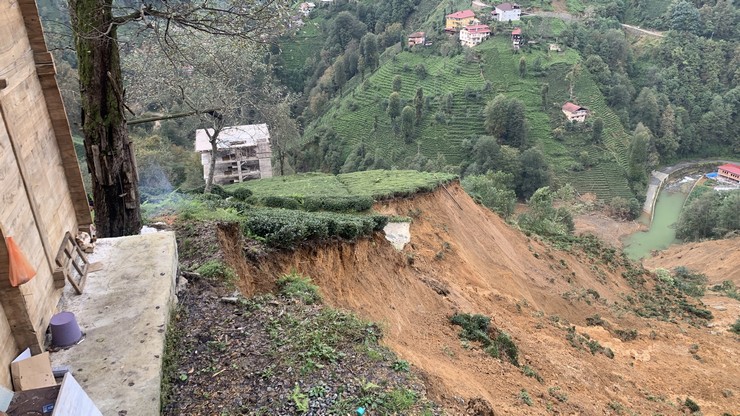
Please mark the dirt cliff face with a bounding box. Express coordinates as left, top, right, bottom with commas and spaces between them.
225, 184, 740, 414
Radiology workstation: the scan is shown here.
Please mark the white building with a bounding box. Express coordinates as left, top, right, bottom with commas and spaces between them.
562, 102, 589, 123
299, 2, 315, 16
460, 24, 491, 47
492, 2, 521, 22
195, 124, 273, 185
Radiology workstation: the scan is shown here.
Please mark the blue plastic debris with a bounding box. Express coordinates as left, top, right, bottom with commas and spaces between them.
356, 407, 366, 415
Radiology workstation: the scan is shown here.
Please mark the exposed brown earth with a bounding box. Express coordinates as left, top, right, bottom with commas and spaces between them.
229, 184, 740, 415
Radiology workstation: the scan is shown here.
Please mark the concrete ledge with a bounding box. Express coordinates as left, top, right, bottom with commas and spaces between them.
51, 232, 178, 416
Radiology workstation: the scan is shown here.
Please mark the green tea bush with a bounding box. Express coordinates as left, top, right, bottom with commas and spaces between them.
303, 195, 374, 212
230, 187, 253, 201
243, 209, 387, 248
261, 195, 302, 210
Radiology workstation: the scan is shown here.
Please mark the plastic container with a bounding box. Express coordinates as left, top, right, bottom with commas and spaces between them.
49, 312, 82, 347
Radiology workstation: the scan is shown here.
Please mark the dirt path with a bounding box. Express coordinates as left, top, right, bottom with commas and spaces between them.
620, 23, 664, 37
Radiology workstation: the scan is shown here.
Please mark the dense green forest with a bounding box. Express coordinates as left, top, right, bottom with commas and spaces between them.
38, 0, 738, 210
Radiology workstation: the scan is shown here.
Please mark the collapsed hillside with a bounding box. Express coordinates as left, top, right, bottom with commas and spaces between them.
222, 183, 740, 414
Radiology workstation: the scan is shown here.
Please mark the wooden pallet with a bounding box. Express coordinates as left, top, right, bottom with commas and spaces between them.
52, 232, 89, 294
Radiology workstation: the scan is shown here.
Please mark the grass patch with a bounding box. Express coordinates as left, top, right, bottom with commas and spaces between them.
195, 260, 237, 284
278, 271, 322, 305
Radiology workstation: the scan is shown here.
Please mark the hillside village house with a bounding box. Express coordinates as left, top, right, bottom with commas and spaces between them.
511, 27, 522, 47
408, 31, 426, 47
562, 102, 589, 122
717, 163, 740, 183
460, 24, 491, 47
299, 2, 315, 16
492, 2, 521, 21
195, 124, 273, 184
446, 10, 479, 32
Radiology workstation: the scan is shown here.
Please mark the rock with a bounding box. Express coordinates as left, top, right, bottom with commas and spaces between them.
466, 397, 495, 416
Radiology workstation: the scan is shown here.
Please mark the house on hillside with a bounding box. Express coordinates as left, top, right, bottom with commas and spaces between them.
492, 2, 521, 21
511, 27, 522, 48
195, 124, 273, 185
446, 10, 479, 32
299, 2, 315, 16
562, 102, 589, 122
717, 163, 740, 183
460, 24, 491, 47
549, 43, 562, 52
408, 31, 426, 47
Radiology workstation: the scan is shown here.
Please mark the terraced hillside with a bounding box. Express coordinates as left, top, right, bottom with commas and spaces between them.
306, 33, 634, 200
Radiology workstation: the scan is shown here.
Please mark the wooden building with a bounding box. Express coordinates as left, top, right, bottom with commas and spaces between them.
0, 0, 92, 389
195, 124, 273, 184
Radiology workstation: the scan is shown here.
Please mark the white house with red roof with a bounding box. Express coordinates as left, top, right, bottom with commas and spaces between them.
408, 31, 426, 47
562, 102, 589, 122
511, 27, 522, 47
460, 24, 491, 47
446, 9, 479, 32
718, 163, 740, 183
492, 2, 521, 21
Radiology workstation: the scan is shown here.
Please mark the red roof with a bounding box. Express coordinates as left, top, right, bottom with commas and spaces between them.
719, 163, 740, 176
447, 9, 476, 19
496, 2, 520, 11
511, 28, 522, 35
562, 102, 586, 113
464, 24, 491, 34
408, 31, 425, 38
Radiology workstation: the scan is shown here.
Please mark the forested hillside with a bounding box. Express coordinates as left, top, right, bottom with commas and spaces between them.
273, 0, 738, 206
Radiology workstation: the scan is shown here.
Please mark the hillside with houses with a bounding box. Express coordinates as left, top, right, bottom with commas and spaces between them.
3, 0, 737, 414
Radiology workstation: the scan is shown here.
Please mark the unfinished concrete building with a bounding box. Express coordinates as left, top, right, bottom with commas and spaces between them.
195, 123, 273, 184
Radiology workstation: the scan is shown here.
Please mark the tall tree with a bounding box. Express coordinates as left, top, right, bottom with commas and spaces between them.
387, 92, 401, 120
414, 87, 424, 125
401, 106, 415, 143
68, 0, 288, 236
519, 57, 527, 78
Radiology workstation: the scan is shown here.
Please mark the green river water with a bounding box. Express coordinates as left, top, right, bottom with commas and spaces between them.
623, 189, 689, 260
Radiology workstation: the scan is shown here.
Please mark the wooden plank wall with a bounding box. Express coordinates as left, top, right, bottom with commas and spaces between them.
0, 0, 92, 389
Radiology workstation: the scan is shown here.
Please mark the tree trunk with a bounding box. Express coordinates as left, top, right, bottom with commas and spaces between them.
69, 0, 141, 237
205, 129, 221, 193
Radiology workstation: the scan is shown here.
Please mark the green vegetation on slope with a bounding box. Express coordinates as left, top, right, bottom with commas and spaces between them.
228, 170, 457, 200
305, 31, 633, 200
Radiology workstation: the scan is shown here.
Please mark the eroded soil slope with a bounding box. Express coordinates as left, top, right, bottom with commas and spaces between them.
233, 183, 740, 415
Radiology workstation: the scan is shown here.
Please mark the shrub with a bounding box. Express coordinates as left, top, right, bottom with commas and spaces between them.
277, 271, 322, 304
730, 317, 740, 335
614, 329, 638, 341
261, 195, 302, 210
672, 267, 707, 297
684, 397, 700, 412
450, 313, 490, 345
230, 187, 253, 201
586, 315, 605, 326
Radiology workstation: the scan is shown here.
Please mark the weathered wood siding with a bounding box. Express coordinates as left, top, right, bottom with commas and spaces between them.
0, 0, 92, 389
